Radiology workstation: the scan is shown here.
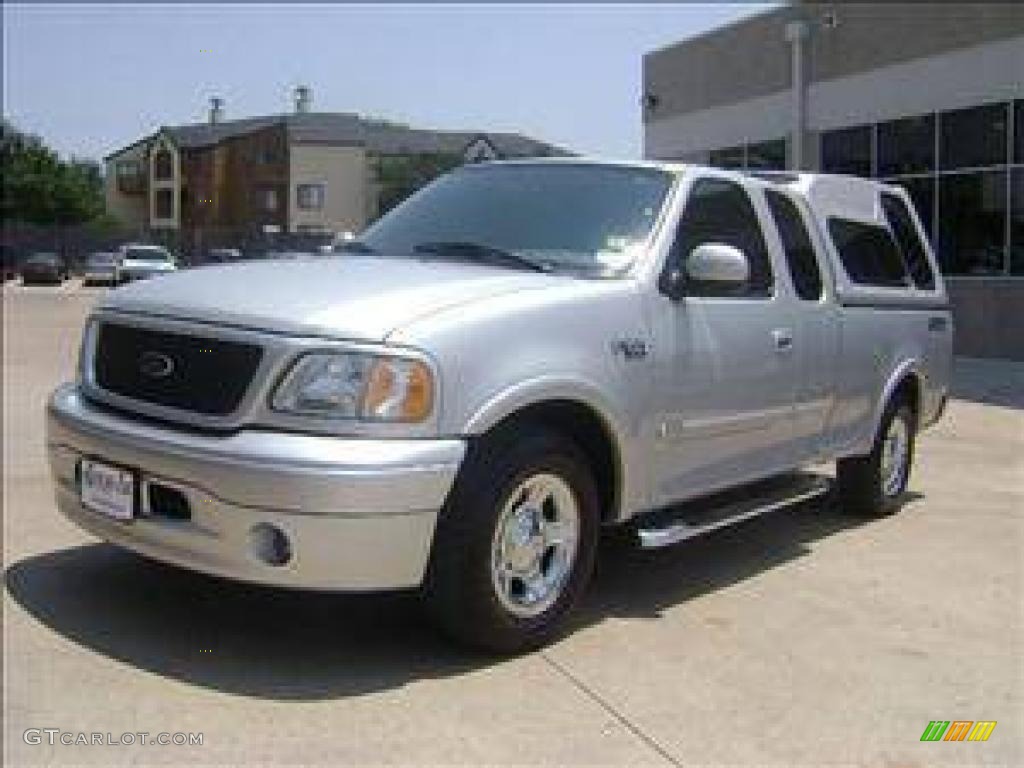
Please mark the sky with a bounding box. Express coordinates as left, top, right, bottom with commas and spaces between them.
2, 3, 766, 162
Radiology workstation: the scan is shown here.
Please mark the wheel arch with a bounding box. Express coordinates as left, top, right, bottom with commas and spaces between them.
463, 381, 627, 524
875, 360, 923, 435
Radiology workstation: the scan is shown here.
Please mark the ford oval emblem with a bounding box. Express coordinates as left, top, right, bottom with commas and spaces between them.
139, 350, 175, 379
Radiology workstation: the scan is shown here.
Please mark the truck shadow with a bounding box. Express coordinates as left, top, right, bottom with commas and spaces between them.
4, 491, 903, 701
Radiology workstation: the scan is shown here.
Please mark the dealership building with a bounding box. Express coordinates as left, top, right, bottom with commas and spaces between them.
643, 3, 1024, 359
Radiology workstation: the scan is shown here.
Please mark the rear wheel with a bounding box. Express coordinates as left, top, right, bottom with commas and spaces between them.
837, 398, 915, 517
423, 426, 599, 653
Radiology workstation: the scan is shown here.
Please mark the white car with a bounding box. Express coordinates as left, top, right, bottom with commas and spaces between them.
116, 244, 177, 284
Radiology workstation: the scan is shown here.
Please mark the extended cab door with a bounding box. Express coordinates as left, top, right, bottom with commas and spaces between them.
649, 175, 800, 505
762, 188, 840, 461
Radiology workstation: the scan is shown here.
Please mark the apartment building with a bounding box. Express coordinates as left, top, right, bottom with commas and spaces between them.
105, 90, 569, 252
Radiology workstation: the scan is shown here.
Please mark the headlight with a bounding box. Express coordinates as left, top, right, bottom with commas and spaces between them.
272, 352, 434, 422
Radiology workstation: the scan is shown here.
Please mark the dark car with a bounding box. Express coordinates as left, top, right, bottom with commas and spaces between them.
204, 247, 243, 264
20, 253, 68, 285
1, 245, 17, 282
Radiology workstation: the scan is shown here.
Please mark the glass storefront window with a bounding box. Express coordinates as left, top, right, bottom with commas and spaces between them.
1012, 168, 1023, 276
746, 139, 786, 170
818, 101, 1022, 277
940, 102, 1008, 171
938, 171, 1007, 275
709, 145, 744, 169
821, 125, 872, 177
877, 115, 935, 176
1016, 101, 1023, 165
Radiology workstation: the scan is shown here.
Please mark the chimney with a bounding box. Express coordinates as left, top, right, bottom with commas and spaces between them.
209, 96, 224, 125
294, 85, 312, 114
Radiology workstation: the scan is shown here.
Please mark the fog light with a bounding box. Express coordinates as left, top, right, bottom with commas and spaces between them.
249, 523, 292, 567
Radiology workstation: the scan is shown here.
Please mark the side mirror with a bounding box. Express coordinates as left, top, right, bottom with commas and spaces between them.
658, 265, 687, 302
685, 243, 749, 287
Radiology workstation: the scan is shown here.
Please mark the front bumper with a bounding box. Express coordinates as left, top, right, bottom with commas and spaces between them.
21, 270, 61, 283
117, 269, 172, 282
46, 383, 465, 590
84, 270, 116, 283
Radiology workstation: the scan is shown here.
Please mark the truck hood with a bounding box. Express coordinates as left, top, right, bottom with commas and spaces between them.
99, 255, 566, 341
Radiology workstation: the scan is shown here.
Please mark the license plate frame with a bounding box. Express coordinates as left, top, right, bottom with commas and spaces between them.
80, 458, 136, 521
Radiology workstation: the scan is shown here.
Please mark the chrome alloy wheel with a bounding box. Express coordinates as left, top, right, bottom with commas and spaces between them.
490, 473, 580, 618
880, 413, 910, 498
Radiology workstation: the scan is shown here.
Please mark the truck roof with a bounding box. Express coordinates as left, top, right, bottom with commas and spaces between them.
481, 157, 901, 223
469, 158, 924, 264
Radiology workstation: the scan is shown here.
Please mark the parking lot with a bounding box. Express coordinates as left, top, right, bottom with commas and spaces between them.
2, 281, 1022, 767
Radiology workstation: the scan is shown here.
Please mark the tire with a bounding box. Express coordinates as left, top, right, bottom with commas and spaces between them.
423, 425, 600, 653
837, 397, 916, 517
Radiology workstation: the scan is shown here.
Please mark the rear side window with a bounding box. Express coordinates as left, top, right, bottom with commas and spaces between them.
827, 218, 910, 288
674, 177, 773, 297
880, 192, 936, 289
764, 190, 823, 301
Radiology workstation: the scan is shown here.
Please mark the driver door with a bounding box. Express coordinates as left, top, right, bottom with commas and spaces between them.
649, 176, 799, 505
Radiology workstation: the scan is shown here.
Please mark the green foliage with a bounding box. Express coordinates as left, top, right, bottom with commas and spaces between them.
1, 120, 105, 226
374, 153, 463, 217
83, 211, 125, 235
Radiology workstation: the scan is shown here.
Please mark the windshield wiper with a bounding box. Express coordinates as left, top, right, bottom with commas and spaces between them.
335, 239, 377, 254
412, 241, 550, 273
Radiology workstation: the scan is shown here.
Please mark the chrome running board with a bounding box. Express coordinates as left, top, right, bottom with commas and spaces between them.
636, 472, 831, 549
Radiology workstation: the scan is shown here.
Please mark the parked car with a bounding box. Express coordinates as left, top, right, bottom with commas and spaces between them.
21, 253, 68, 285
115, 244, 177, 284
83, 252, 120, 286
1, 245, 18, 282
46, 161, 951, 652
204, 248, 243, 264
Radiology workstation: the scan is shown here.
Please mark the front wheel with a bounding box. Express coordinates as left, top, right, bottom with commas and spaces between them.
837, 399, 916, 517
423, 426, 599, 653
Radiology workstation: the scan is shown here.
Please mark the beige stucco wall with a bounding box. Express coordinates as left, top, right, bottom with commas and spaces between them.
104, 143, 148, 228
289, 144, 368, 234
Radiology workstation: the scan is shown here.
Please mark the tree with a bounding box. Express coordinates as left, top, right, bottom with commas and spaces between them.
1, 121, 105, 226
374, 152, 463, 217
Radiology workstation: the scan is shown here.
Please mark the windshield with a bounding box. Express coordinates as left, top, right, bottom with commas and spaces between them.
124, 247, 171, 261
356, 163, 674, 276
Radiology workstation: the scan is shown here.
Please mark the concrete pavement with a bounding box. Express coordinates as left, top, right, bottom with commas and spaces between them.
3, 282, 1022, 766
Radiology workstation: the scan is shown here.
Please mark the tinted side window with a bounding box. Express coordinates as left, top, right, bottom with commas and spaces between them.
674, 178, 773, 297
827, 218, 910, 288
881, 192, 936, 289
764, 190, 823, 301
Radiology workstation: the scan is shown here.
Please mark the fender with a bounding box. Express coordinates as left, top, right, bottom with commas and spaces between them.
866, 357, 923, 450
462, 375, 644, 521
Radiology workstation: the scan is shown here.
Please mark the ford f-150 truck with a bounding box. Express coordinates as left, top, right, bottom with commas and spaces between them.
46, 161, 952, 651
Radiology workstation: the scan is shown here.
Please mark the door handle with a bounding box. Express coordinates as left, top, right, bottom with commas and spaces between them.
772, 328, 794, 351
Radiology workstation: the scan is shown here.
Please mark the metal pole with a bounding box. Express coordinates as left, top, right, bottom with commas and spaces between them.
785, 20, 810, 171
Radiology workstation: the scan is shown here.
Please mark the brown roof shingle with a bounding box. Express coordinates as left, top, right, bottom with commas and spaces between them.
108, 113, 571, 159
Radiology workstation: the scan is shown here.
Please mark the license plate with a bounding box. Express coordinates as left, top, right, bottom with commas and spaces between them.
80, 459, 135, 521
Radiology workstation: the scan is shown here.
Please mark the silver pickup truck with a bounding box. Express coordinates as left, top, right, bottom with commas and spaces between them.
47, 161, 952, 651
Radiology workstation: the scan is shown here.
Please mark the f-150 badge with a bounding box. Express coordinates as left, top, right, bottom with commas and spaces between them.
611, 338, 649, 360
